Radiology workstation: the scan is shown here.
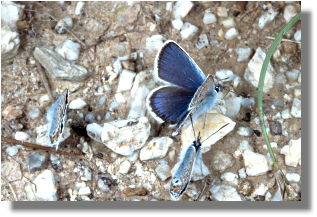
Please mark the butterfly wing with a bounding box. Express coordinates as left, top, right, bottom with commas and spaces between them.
155, 41, 206, 91
147, 86, 195, 123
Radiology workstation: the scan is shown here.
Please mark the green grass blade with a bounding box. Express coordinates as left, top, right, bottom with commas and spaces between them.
257, 13, 301, 171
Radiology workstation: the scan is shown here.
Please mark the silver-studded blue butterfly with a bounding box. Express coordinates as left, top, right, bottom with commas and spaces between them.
147, 40, 222, 136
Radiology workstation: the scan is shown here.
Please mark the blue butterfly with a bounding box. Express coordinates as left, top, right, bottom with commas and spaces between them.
147, 40, 222, 135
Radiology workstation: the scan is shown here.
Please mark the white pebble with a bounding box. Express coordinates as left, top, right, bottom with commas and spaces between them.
221, 172, 238, 186
215, 69, 235, 81
55, 40, 81, 61
237, 126, 253, 136
203, 11, 217, 25
33, 170, 58, 201
1, 1, 25, 30
69, 98, 87, 109
243, 150, 271, 176
195, 34, 209, 49
294, 30, 301, 41
221, 18, 235, 28
235, 47, 252, 62
55, 16, 73, 34
5, 146, 19, 156
78, 186, 91, 196
118, 160, 131, 174
140, 137, 173, 161
166, 2, 173, 11
286, 173, 300, 182
28, 108, 41, 119
286, 69, 300, 81
217, 7, 228, 17
291, 98, 301, 118
146, 35, 166, 51
210, 184, 241, 201
117, 69, 136, 92
284, 5, 297, 23
173, 1, 193, 19
14, 131, 30, 142
280, 138, 301, 167
115, 92, 126, 103
281, 109, 291, 119
171, 18, 183, 30
258, 7, 279, 29
75, 1, 85, 15
155, 163, 171, 181
238, 168, 247, 179
225, 28, 238, 40
180, 22, 199, 40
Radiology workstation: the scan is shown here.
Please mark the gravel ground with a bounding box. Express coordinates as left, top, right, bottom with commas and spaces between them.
1, 1, 301, 201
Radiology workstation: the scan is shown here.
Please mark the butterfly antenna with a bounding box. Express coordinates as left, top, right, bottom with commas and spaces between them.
201, 123, 230, 144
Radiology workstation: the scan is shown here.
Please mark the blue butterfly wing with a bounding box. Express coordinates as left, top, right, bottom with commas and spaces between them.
155, 41, 206, 91
149, 86, 195, 123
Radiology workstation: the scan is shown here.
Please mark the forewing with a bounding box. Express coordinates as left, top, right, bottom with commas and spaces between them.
155, 41, 206, 91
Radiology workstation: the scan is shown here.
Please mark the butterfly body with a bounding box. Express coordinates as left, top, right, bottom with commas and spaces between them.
47, 89, 69, 150
170, 136, 202, 201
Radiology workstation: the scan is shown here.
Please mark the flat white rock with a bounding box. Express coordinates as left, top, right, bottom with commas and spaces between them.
117, 69, 136, 92
55, 40, 81, 61
69, 98, 87, 109
210, 183, 242, 201
140, 137, 173, 161
173, 1, 193, 19
243, 150, 271, 176
33, 170, 58, 201
180, 22, 199, 40
86, 117, 151, 156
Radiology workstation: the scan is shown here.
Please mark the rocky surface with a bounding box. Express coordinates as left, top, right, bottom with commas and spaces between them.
1, 2, 301, 201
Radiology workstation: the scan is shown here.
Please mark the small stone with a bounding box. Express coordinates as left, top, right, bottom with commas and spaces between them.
28, 152, 48, 172
221, 172, 239, 186
244, 47, 275, 93
5, 146, 19, 156
286, 173, 300, 182
78, 186, 91, 196
258, 7, 279, 29
181, 113, 236, 153
155, 163, 171, 181
280, 137, 301, 167
69, 98, 87, 109
203, 11, 217, 25
273, 99, 284, 110
210, 183, 242, 201
234, 140, 254, 158
98, 96, 107, 107
171, 18, 183, 30
195, 33, 209, 49
237, 126, 253, 136
14, 131, 30, 142
1, 25, 20, 64
269, 120, 282, 135
225, 95, 242, 118
291, 98, 301, 118
221, 18, 235, 28
33, 47, 89, 81
252, 183, 268, 197
33, 170, 58, 201
1, 1, 24, 30
118, 160, 131, 174
87, 117, 151, 156
117, 69, 136, 92
243, 150, 271, 176
294, 30, 301, 41
55, 16, 73, 34
173, 1, 193, 19
212, 150, 235, 172
85, 112, 95, 123
180, 22, 199, 40
238, 168, 247, 179
235, 47, 252, 62
2, 105, 23, 120
75, 1, 85, 15
146, 35, 166, 51
55, 40, 81, 61
281, 109, 291, 119
28, 108, 41, 119
140, 137, 173, 161
123, 187, 147, 197
215, 69, 235, 81
286, 69, 300, 81
109, 101, 119, 111
225, 28, 238, 40
217, 7, 228, 17
284, 5, 297, 23
128, 70, 156, 119
166, 2, 173, 11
